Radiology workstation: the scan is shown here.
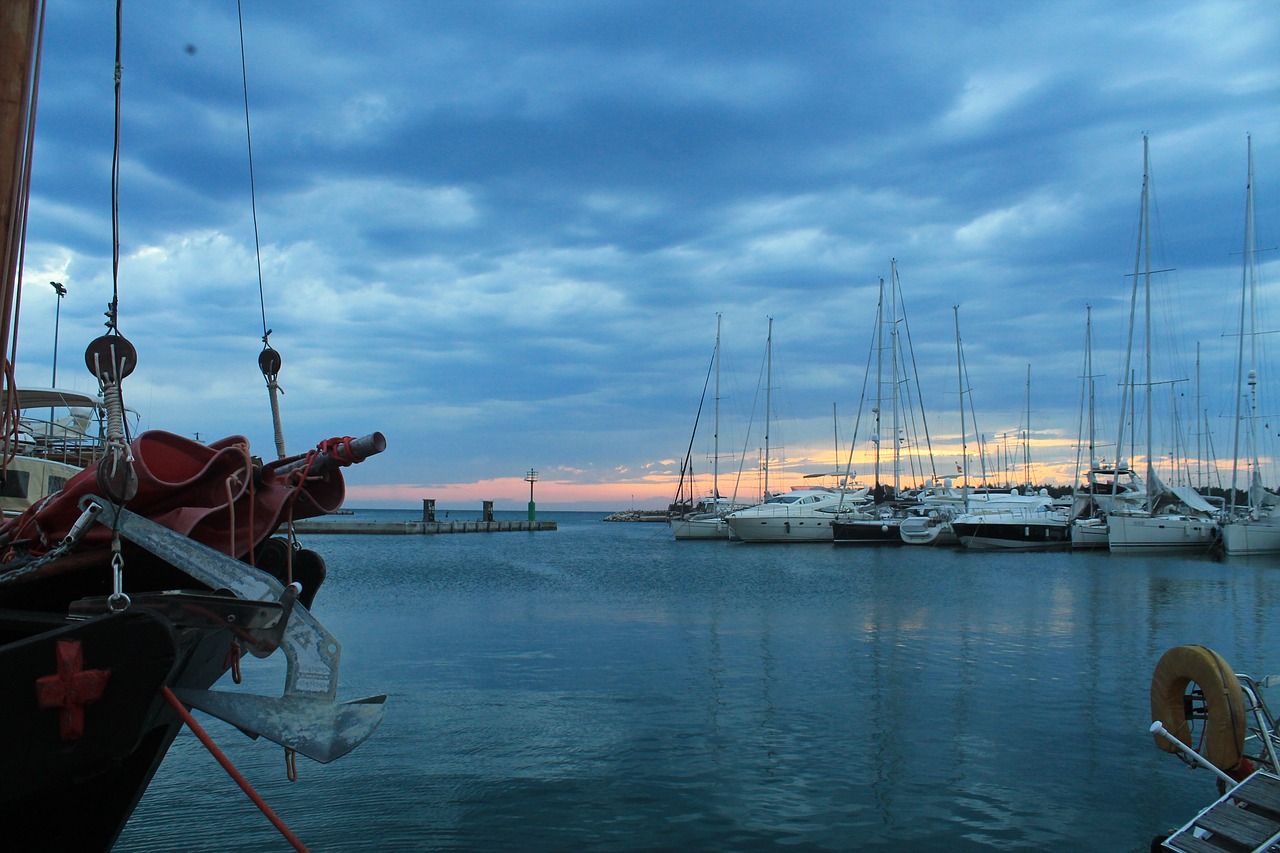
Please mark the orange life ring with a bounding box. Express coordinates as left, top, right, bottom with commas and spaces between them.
1150, 644, 1247, 774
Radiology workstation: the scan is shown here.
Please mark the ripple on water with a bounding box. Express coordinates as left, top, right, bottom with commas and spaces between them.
116, 515, 1272, 851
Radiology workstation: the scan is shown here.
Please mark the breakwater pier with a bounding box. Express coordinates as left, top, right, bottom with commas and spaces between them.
292, 518, 557, 535
293, 499, 556, 535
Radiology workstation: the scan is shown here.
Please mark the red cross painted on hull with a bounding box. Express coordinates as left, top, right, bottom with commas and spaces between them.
35, 639, 112, 741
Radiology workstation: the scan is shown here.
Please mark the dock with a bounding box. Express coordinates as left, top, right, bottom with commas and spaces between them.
292, 519, 557, 535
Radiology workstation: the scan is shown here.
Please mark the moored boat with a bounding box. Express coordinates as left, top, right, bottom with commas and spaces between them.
899, 509, 958, 546
1220, 507, 1280, 555
1106, 479, 1219, 553
0, 5, 386, 847
670, 315, 751, 541
1069, 516, 1110, 549
1220, 137, 1280, 556
832, 262, 938, 548
671, 496, 749, 540
724, 487, 867, 543
1069, 463, 1144, 549
831, 503, 912, 545
1, 387, 118, 517
1104, 137, 1220, 554
951, 499, 1071, 551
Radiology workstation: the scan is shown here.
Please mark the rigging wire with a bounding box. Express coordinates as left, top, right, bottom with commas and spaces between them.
236, 0, 287, 459
83, 3, 139, 502
108, 0, 122, 336
237, 0, 269, 347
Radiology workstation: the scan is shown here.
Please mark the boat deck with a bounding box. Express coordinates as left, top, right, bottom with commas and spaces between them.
1163, 771, 1280, 852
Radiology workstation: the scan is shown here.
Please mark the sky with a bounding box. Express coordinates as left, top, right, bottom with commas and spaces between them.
13, 0, 1280, 510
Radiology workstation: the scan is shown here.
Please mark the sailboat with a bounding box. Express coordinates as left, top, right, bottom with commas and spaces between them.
900, 305, 974, 547
833, 261, 934, 545
949, 365, 1073, 550
1220, 137, 1280, 556
671, 314, 747, 539
1106, 136, 1220, 553
725, 318, 868, 542
899, 306, 1045, 545
1070, 307, 1145, 548
0, 5, 385, 848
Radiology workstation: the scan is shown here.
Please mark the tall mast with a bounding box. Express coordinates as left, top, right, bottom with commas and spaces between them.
954, 305, 969, 511
1115, 136, 1149, 479
1072, 306, 1095, 503
832, 402, 838, 483
873, 277, 884, 491
1086, 306, 1096, 467
1195, 342, 1201, 489
763, 316, 772, 498
890, 260, 902, 496
1229, 134, 1257, 515
1024, 364, 1032, 488
1143, 135, 1154, 498
713, 312, 721, 501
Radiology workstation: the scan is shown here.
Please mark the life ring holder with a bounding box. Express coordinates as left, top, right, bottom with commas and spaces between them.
1150, 644, 1248, 776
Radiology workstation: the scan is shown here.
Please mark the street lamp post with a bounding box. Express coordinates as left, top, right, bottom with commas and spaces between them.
50, 281, 66, 386
525, 468, 538, 521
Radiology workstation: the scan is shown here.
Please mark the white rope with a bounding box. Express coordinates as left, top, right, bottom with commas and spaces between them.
267, 378, 286, 459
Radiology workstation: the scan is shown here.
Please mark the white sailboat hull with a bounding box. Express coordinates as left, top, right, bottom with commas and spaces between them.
1107, 513, 1218, 552
670, 516, 732, 540
1070, 518, 1109, 550
1221, 516, 1280, 556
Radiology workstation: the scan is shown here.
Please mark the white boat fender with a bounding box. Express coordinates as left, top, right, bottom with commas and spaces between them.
1150, 644, 1250, 779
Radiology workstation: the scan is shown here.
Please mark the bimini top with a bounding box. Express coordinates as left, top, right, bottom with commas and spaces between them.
13, 387, 102, 410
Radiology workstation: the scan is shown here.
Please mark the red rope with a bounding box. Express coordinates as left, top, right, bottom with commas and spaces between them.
317, 435, 357, 465
160, 685, 310, 852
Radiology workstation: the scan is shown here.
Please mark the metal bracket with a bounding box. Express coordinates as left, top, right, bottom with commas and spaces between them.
82, 495, 349, 699
68, 590, 293, 658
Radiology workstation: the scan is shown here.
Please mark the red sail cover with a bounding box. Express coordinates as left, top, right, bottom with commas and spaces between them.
3, 431, 345, 558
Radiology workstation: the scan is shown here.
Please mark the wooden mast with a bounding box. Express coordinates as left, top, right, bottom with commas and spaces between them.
1, 0, 41, 370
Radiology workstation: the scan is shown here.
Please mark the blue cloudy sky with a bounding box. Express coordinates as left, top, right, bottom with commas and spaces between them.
15, 0, 1280, 510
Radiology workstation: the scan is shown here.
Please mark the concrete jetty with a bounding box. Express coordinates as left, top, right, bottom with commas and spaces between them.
292, 498, 556, 534
292, 518, 556, 535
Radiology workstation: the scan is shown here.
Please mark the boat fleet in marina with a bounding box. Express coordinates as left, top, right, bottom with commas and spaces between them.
669, 136, 1279, 557
672, 480, 1065, 550
669, 467, 1263, 554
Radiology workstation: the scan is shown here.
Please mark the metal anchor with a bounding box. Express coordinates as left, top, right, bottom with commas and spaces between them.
81, 496, 386, 763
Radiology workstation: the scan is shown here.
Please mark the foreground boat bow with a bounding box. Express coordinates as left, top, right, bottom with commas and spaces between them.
78, 494, 387, 762
0, 430, 387, 849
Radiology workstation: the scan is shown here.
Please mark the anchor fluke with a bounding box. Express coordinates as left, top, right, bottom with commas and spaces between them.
170, 688, 387, 763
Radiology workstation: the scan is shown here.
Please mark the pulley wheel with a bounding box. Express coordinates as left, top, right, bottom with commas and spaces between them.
259, 346, 282, 377
84, 334, 138, 383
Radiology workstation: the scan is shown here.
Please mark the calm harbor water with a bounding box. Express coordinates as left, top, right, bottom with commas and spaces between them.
115, 510, 1280, 851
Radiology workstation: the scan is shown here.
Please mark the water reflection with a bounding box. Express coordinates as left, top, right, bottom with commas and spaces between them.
117, 513, 1279, 851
